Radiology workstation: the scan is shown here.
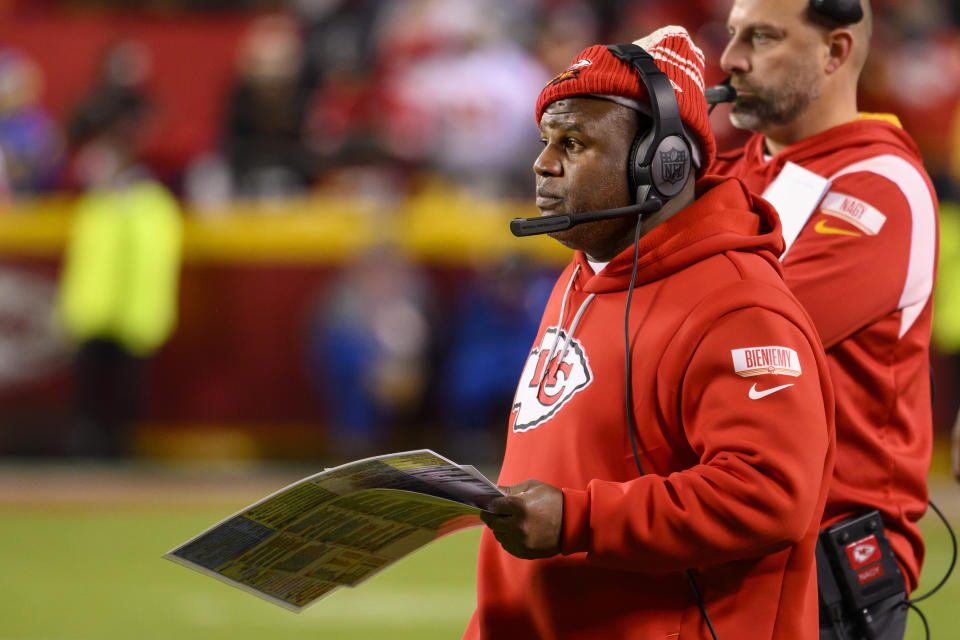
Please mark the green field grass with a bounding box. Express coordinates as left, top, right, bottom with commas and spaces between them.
0, 466, 482, 640
0, 468, 956, 640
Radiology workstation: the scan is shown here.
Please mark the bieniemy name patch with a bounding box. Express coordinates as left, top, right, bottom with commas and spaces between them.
731, 346, 802, 377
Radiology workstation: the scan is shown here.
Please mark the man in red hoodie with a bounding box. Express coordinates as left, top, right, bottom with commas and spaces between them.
464, 26, 835, 639
712, 2, 939, 638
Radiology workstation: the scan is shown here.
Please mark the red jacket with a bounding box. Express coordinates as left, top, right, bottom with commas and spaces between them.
712, 117, 937, 592
465, 178, 836, 639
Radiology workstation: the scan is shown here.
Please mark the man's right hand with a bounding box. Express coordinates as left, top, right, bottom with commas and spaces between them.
481, 479, 563, 560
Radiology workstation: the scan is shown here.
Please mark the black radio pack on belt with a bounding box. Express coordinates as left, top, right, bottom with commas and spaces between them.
817, 511, 906, 639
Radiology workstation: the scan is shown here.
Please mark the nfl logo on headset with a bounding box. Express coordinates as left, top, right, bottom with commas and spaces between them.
660, 148, 687, 184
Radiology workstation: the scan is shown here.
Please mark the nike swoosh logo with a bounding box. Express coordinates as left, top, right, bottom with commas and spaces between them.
748, 383, 794, 400
814, 219, 860, 236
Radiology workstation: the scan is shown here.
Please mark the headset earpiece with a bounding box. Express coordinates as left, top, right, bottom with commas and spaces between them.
607, 43, 692, 206
809, 0, 863, 25
638, 132, 691, 200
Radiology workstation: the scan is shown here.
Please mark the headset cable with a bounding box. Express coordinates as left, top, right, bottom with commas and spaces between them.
623, 214, 719, 640
900, 498, 957, 640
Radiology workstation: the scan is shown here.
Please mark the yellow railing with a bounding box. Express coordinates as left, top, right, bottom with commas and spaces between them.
0, 185, 571, 265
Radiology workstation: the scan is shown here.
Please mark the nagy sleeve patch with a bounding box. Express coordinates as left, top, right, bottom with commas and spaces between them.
819, 191, 887, 235
731, 346, 802, 377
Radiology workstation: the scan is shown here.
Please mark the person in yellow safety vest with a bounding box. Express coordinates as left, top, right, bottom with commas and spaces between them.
57, 177, 182, 458
56, 51, 182, 457
58, 181, 181, 359
953, 406, 960, 482
935, 201, 960, 482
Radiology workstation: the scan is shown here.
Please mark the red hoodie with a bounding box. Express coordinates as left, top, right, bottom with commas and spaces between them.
712, 117, 937, 592
465, 178, 836, 640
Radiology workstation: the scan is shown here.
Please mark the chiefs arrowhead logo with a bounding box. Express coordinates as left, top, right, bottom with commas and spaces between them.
511, 328, 593, 433
845, 534, 882, 569
853, 543, 876, 564
545, 58, 592, 87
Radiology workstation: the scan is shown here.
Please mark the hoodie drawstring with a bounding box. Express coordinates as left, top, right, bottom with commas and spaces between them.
538, 263, 596, 386
559, 292, 595, 362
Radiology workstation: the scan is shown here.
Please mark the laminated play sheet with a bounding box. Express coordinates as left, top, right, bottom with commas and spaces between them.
164, 449, 502, 612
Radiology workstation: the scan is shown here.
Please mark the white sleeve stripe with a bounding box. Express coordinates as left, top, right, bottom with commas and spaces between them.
829, 154, 937, 338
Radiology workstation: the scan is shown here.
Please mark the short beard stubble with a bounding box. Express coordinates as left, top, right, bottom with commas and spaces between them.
729, 63, 822, 132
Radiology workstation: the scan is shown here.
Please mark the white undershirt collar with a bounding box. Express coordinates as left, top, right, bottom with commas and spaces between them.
587, 259, 609, 274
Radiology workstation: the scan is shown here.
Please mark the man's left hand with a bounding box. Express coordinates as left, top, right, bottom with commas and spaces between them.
480, 479, 563, 559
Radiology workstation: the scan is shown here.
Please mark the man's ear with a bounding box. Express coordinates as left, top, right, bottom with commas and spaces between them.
825, 29, 854, 74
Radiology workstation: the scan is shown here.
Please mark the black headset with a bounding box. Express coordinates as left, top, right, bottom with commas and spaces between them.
809, 0, 863, 25
509, 42, 693, 237
605, 43, 692, 208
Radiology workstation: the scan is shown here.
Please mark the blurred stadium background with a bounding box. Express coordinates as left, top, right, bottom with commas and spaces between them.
0, 0, 957, 638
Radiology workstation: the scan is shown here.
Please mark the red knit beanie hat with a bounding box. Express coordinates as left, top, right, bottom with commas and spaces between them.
535, 26, 716, 174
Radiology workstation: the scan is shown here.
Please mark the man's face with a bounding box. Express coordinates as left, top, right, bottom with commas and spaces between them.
720, 0, 825, 133
534, 97, 638, 261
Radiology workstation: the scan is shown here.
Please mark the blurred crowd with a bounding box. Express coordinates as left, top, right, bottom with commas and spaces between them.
1, 0, 960, 461
1, 0, 958, 203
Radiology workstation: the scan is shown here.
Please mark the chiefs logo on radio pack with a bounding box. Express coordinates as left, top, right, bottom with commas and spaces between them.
511, 328, 593, 432
845, 535, 882, 569
546, 58, 592, 87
